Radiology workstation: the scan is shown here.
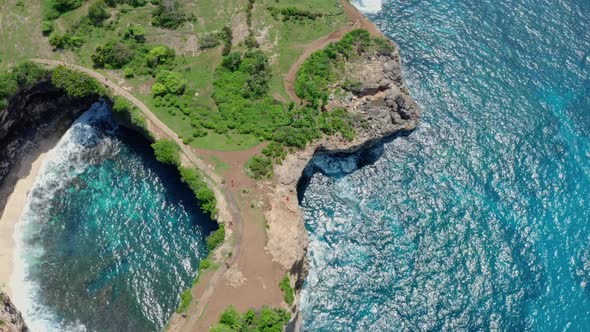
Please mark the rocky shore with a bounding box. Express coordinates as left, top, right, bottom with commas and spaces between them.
264, 38, 420, 329
0, 291, 26, 332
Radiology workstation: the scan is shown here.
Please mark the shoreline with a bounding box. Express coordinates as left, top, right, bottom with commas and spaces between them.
0, 131, 61, 299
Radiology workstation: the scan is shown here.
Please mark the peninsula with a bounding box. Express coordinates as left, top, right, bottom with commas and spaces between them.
0, 0, 418, 331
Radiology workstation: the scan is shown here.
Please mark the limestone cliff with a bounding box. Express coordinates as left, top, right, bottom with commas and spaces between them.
0, 291, 26, 332
0, 81, 98, 212
264, 38, 420, 322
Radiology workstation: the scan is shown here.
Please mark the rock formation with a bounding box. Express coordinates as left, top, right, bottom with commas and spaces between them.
0, 291, 26, 332
264, 38, 420, 323
0, 81, 98, 211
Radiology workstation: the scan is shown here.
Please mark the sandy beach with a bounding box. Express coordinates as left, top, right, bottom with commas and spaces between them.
0, 135, 60, 299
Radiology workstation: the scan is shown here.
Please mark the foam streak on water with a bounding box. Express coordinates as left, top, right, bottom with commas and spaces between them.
300, 0, 590, 331
11, 101, 215, 331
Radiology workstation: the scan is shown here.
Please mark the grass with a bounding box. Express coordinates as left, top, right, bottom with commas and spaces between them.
0, 0, 352, 153
176, 288, 192, 313
206, 155, 230, 173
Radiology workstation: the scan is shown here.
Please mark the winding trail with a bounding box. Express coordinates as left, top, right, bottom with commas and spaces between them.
31, 58, 245, 330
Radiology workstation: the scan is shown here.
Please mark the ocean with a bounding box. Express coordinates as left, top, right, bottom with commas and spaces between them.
300, 0, 590, 330
11, 101, 217, 331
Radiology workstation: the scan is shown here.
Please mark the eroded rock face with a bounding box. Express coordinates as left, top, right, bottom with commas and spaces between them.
0, 292, 26, 332
0, 81, 97, 211
265, 39, 420, 309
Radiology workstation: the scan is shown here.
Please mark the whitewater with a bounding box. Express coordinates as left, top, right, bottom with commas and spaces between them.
301, 0, 590, 330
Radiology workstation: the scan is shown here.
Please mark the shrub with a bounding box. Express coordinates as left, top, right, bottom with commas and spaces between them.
51, 66, 102, 97
41, 20, 54, 35
199, 33, 220, 50
199, 258, 211, 270
88, 0, 110, 26
151, 0, 187, 29
151, 139, 181, 166
123, 24, 146, 43
146, 45, 175, 67
176, 289, 192, 313
245, 155, 273, 180
155, 70, 186, 95
206, 224, 225, 251
92, 42, 134, 68
212, 306, 291, 332
279, 273, 294, 306
179, 167, 217, 218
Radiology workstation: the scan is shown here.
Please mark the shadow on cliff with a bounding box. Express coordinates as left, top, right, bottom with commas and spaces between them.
296, 131, 414, 204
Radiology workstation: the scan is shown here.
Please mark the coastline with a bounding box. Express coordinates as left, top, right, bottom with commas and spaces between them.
0, 131, 61, 298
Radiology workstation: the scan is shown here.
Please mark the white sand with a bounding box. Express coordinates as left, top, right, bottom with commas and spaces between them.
0, 143, 53, 298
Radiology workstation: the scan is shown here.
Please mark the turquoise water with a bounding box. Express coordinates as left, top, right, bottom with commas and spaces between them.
12, 101, 217, 331
300, 0, 590, 330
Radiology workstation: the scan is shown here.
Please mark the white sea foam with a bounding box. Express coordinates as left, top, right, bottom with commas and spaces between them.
10, 100, 118, 332
352, 0, 384, 14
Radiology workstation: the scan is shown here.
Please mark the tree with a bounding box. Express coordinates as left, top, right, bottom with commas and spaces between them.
155, 71, 186, 95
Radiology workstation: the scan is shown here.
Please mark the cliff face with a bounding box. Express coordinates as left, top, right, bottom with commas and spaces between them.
0, 291, 26, 332
264, 39, 419, 320
0, 81, 98, 211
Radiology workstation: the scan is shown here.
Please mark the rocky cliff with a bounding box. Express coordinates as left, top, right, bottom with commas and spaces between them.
264, 38, 420, 326
0, 81, 98, 212
0, 291, 26, 332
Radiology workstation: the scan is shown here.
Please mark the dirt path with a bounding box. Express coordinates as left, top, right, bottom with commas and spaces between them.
283, 1, 384, 104
31, 58, 249, 331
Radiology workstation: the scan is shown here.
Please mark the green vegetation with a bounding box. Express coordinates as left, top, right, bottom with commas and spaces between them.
267, 7, 324, 21
111, 95, 150, 136
179, 167, 217, 218
245, 156, 273, 180
0, 62, 48, 108
151, 0, 188, 29
210, 306, 291, 332
296, 29, 395, 106
51, 65, 102, 97
279, 273, 294, 306
151, 139, 181, 166
176, 288, 192, 313
206, 223, 225, 251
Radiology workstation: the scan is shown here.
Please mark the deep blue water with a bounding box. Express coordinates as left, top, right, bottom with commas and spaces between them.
12, 101, 217, 331
300, 0, 590, 330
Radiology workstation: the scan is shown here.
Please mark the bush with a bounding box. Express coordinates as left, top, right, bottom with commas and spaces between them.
279, 273, 294, 306
51, 66, 102, 97
146, 45, 175, 67
88, 0, 110, 26
211, 306, 291, 332
206, 224, 225, 251
151, 139, 181, 166
199, 33, 220, 50
199, 258, 211, 270
179, 167, 217, 218
123, 24, 146, 43
92, 42, 134, 68
155, 70, 186, 95
176, 289, 192, 313
0, 62, 47, 108
151, 0, 187, 29
245, 155, 273, 180
41, 20, 54, 35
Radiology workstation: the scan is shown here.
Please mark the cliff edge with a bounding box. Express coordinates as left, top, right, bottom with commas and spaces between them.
264, 35, 420, 321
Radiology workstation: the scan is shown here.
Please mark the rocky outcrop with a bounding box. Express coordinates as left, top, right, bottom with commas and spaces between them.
264, 38, 419, 323
0, 80, 98, 212
0, 291, 26, 332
